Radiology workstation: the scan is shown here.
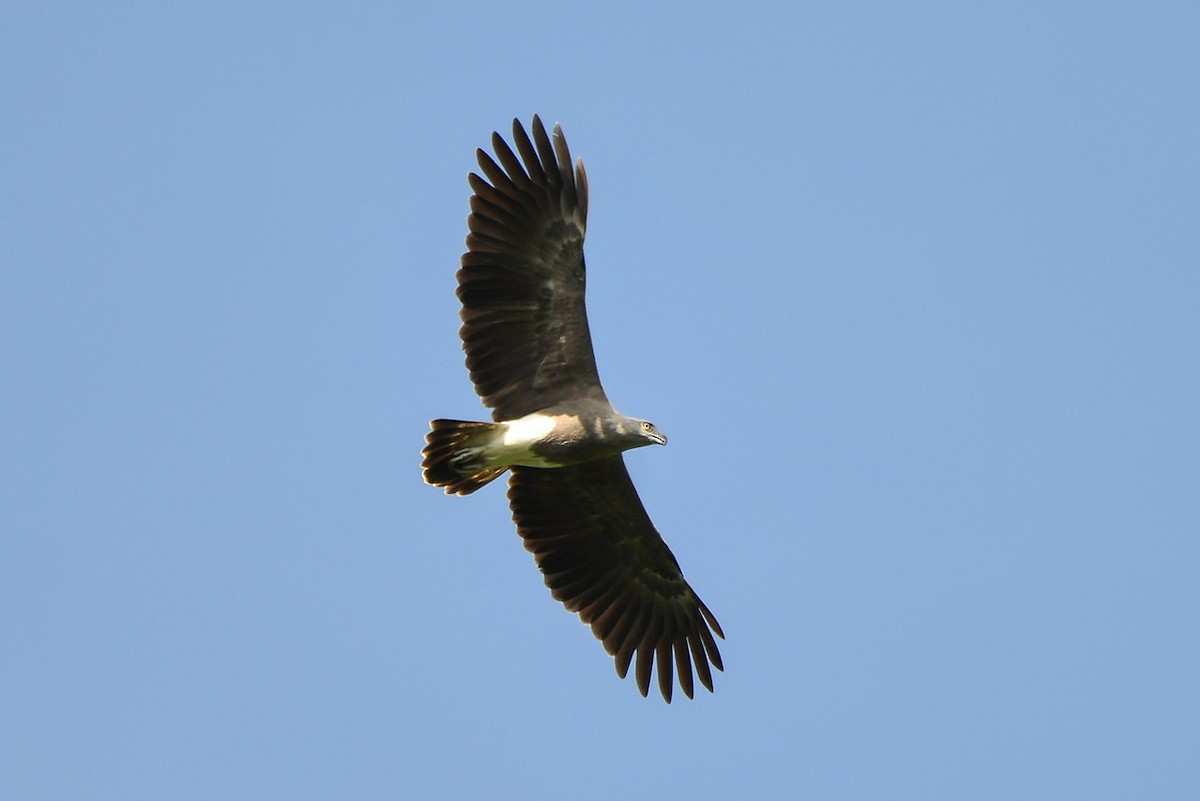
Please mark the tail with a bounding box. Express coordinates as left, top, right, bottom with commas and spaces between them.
421, 419, 510, 495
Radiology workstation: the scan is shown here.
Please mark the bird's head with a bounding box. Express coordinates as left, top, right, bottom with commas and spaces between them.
605, 414, 667, 451
636, 419, 667, 446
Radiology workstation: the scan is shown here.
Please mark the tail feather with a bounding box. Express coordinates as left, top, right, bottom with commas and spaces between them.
422, 419, 509, 495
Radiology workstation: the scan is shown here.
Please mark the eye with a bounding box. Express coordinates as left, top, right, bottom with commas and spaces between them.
642, 422, 652, 431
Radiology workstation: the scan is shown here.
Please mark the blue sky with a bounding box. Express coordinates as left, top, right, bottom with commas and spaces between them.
4, 2, 1198, 798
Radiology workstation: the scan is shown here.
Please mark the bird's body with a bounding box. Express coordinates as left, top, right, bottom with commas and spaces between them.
422, 116, 723, 701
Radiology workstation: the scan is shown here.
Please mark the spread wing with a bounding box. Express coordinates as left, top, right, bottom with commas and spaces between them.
457, 116, 607, 422
508, 458, 725, 701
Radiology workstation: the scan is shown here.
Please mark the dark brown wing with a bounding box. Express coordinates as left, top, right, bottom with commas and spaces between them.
458, 116, 607, 421
508, 458, 725, 702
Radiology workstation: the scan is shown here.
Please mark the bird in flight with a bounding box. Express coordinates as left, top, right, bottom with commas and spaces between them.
422, 116, 723, 701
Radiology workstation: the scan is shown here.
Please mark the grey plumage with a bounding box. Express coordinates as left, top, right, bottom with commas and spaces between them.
422, 116, 723, 701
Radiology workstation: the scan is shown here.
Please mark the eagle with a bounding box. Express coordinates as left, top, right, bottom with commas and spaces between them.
422, 116, 723, 702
